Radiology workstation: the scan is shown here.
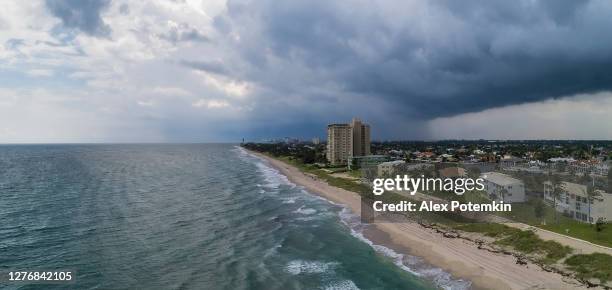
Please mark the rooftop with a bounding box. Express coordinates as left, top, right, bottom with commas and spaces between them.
481, 172, 523, 186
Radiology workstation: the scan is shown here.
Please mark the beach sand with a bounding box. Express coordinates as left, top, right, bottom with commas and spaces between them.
250, 151, 588, 290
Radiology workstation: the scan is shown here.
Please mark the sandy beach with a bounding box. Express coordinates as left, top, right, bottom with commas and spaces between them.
250, 151, 589, 290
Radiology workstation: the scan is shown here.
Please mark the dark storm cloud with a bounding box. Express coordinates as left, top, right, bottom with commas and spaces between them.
45, 0, 111, 36
214, 0, 612, 120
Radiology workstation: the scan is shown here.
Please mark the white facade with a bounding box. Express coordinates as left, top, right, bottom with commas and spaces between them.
481, 172, 526, 203
543, 181, 612, 224
569, 161, 609, 176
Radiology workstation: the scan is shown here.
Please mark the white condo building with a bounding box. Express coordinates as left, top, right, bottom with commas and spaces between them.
481, 172, 526, 203
543, 181, 612, 224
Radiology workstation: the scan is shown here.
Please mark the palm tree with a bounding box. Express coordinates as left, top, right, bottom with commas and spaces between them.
584, 185, 602, 224
549, 174, 564, 224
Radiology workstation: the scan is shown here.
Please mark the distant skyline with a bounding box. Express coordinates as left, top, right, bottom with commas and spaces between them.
2, 0, 612, 143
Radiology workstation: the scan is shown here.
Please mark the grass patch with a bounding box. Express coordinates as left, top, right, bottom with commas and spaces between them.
541, 222, 612, 248
495, 198, 612, 248
495, 230, 572, 263
565, 253, 612, 283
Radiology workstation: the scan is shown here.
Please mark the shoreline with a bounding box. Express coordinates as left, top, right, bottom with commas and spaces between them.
247, 150, 587, 290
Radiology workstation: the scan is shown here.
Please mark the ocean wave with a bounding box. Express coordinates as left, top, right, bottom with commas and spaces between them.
295, 216, 321, 222
338, 208, 421, 276
232, 146, 251, 159
285, 260, 339, 275
264, 239, 284, 258
419, 268, 471, 290
281, 197, 298, 204
293, 205, 317, 215
323, 280, 360, 290
238, 149, 334, 206
236, 148, 296, 189
337, 208, 471, 290
254, 160, 292, 189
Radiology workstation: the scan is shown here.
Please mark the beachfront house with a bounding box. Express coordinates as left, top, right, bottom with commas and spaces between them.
481, 172, 526, 203
543, 181, 612, 224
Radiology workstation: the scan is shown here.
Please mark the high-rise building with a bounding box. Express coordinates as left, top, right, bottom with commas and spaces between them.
350, 118, 371, 157
326, 124, 351, 165
326, 118, 371, 165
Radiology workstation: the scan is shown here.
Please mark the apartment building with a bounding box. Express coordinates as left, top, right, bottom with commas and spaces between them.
350, 118, 371, 157
326, 118, 371, 165
326, 123, 352, 165
481, 172, 526, 203
543, 181, 612, 224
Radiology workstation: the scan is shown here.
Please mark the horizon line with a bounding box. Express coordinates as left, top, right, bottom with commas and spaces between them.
3, 139, 612, 145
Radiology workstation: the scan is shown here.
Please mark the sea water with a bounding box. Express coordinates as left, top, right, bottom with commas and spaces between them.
0, 144, 469, 289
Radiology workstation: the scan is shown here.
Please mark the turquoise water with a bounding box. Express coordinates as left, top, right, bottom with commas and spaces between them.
0, 144, 467, 289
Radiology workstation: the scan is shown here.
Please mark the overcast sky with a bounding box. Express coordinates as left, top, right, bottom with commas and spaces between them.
1, 0, 612, 143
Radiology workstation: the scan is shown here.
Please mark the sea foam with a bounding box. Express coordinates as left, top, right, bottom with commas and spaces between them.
337, 207, 471, 290
285, 260, 339, 275
323, 280, 360, 290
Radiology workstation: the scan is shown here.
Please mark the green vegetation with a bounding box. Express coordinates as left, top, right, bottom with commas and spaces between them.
541, 222, 612, 248
347, 169, 362, 178
495, 230, 572, 263
565, 253, 612, 283
533, 199, 545, 221
453, 223, 573, 264
498, 199, 559, 225
243, 142, 327, 164
496, 198, 612, 248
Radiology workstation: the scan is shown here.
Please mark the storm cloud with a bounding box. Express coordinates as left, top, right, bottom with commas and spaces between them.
3, 0, 612, 142
213, 0, 612, 119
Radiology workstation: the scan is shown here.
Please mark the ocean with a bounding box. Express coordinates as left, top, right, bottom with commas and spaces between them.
0, 144, 468, 289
